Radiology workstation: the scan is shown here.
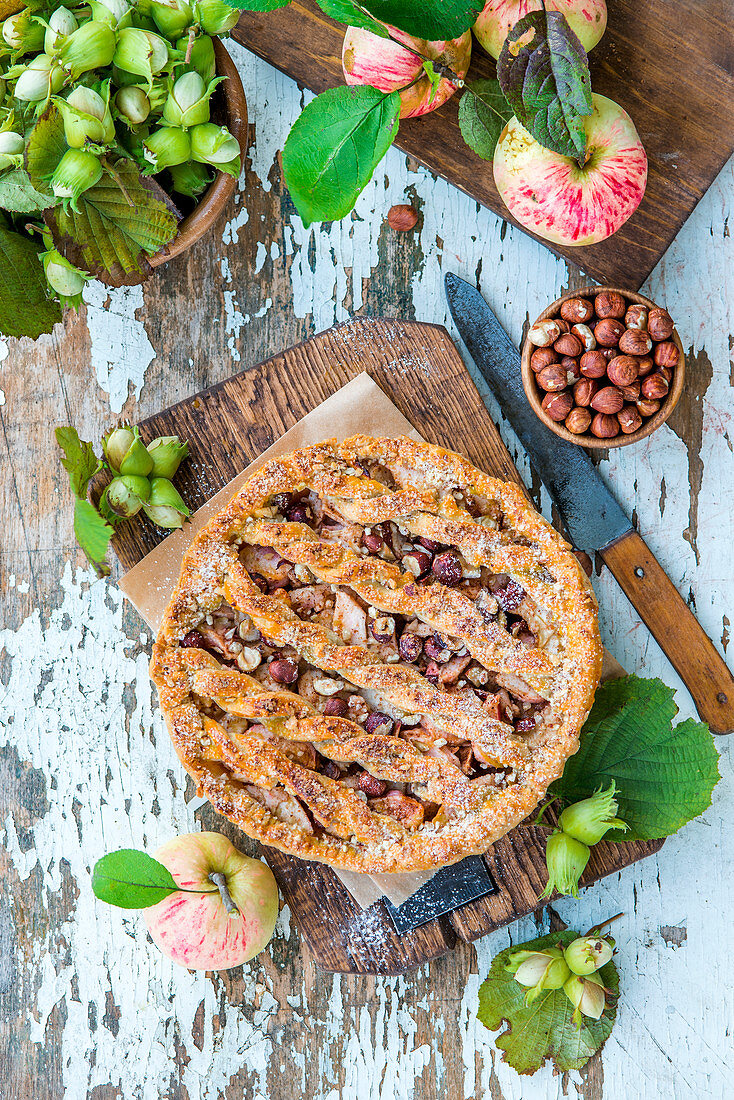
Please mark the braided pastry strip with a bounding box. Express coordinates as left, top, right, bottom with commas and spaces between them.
223, 560, 531, 772
201, 718, 406, 845
242, 519, 555, 691
189, 659, 488, 815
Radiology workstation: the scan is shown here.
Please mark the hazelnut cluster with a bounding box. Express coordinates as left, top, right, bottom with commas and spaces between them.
527, 291, 679, 441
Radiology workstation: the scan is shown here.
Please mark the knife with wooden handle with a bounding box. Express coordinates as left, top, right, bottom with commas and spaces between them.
445, 273, 734, 733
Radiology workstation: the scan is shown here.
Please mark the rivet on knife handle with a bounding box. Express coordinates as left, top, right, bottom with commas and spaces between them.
600, 530, 734, 734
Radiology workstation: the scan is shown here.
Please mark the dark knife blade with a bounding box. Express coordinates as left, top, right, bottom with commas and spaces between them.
444, 272, 734, 735
444, 272, 630, 553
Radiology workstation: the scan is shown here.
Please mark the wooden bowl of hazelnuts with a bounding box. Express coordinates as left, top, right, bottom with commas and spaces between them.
521, 286, 685, 448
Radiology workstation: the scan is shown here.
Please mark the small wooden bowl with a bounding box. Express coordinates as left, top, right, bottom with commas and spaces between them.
521, 286, 686, 449
149, 39, 248, 268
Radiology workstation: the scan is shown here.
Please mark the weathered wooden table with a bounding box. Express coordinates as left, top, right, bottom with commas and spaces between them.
1, 41, 732, 1100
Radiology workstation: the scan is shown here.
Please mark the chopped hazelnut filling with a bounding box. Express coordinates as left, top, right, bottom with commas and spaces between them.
178, 471, 560, 830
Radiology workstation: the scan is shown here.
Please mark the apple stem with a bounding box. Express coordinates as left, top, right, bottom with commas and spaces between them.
383, 27, 464, 86
209, 872, 240, 917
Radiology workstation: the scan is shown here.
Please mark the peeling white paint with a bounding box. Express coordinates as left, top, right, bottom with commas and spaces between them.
3, 40, 733, 1100
83, 281, 156, 413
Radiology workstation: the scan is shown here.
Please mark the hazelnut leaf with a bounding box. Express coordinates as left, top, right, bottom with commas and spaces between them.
458, 79, 513, 160
0, 220, 62, 339
497, 10, 592, 160
478, 930, 618, 1075
44, 159, 180, 287
548, 676, 720, 840
0, 168, 57, 214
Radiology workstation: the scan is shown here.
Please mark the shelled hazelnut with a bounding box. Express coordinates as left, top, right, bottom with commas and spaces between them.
526, 290, 681, 443
580, 350, 608, 378
618, 329, 653, 356
530, 346, 559, 373
542, 391, 574, 421
606, 355, 638, 387
565, 407, 592, 434
594, 291, 626, 319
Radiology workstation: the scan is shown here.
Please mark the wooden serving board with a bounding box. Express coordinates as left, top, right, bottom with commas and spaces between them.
231, 1, 734, 290
113, 318, 662, 973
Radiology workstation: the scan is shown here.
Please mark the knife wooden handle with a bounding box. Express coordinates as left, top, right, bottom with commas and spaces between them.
600, 530, 734, 734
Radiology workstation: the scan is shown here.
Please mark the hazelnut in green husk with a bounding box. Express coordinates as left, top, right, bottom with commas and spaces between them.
142, 477, 190, 528
505, 947, 571, 1006
51, 148, 104, 211
558, 782, 628, 846
147, 435, 189, 479
539, 829, 590, 899
142, 125, 191, 172
563, 972, 608, 1028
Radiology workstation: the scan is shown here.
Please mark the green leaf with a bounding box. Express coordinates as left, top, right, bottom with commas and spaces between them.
24, 105, 68, 196
45, 160, 180, 287
422, 60, 442, 107
549, 676, 720, 841
458, 79, 513, 160
497, 10, 592, 160
0, 168, 57, 214
477, 931, 618, 1075
282, 86, 400, 226
0, 222, 62, 339
55, 426, 100, 498
312, 0, 388, 35
73, 498, 113, 574
225, 0, 290, 8
92, 849, 179, 909
361, 0, 480, 40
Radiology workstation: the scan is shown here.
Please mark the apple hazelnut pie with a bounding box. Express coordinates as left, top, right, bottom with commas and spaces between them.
151, 436, 602, 873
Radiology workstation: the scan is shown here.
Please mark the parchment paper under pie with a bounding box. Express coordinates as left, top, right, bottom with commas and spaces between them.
120, 372, 624, 910
121, 374, 432, 907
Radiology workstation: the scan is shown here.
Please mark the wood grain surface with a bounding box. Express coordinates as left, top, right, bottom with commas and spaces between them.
1, 36, 731, 1100
601, 530, 734, 733
109, 317, 663, 973
232, 0, 734, 289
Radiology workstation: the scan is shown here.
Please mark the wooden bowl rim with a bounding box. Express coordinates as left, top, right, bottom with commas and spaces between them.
520, 285, 685, 450
148, 39, 248, 268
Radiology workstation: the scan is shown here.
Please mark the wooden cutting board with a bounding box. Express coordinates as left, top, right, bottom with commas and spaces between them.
231, 1, 734, 290
111, 318, 663, 973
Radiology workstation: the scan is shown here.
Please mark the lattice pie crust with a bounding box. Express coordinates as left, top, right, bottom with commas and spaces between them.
151, 436, 602, 873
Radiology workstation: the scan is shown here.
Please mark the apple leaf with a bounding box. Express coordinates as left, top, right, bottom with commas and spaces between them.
0, 220, 62, 339
0, 168, 57, 214
548, 676, 720, 841
92, 849, 180, 909
312, 0, 388, 35
282, 85, 400, 226
478, 931, 618, 1075
497, 10, 592, 160
360, 0, 481, 40
45, 160, 180, 288
458, 79, 513, 160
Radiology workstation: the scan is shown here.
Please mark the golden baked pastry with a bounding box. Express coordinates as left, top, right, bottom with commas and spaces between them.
151, 436, 602, 873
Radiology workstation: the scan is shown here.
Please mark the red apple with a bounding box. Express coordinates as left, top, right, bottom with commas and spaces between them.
493, 94, 647, 246
143, 832, 279, 970
342, 24, 471, 119
473, 0, 607, 60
